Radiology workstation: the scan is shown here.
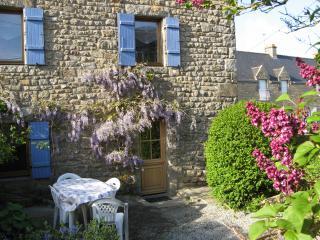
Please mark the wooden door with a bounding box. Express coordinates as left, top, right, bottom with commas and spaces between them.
140, 121, 167, 195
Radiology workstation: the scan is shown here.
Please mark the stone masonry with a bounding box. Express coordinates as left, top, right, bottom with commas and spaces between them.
0, 0, 236, 198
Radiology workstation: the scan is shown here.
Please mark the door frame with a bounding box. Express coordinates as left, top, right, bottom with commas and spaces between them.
140, 120, 167, 195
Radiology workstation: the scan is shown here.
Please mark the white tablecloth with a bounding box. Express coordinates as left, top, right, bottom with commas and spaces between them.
53, 178, 117, 212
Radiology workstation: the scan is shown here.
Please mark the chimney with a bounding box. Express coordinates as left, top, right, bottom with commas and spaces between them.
265, 44, 277, 58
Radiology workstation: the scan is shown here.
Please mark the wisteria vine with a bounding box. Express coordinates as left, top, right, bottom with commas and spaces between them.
246, 102, 305, 194
81, 68, 182, 169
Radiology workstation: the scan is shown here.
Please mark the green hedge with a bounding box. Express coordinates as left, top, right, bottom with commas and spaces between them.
205, 101, 276, 210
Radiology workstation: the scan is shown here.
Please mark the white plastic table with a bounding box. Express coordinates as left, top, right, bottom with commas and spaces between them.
53, 178, 117, 228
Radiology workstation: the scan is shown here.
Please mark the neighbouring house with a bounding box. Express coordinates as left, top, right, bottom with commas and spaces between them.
237, 44, 314, 102
0, 0, 236, 203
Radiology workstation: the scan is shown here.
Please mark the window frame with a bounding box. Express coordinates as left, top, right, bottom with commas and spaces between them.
0, 7, 24, 65
135, 16, 163, 66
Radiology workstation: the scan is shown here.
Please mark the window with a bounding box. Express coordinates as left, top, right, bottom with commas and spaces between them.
280, 80, 288, 94
139, 122, 162, 160
0, 122, 29, 178
135, 19, 162, 65
0, 9, 23, 64
259, 80, 270, 101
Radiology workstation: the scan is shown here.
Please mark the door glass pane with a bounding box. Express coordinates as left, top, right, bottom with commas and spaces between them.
141, 128, 150, 141
151, 121, 160, 139
135, 21, 158, 64
0, 12, 22, 62
151, 141, 161, 159
140, 141, 151, 160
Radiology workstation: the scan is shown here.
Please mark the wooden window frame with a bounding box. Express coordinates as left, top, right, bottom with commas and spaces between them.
135, 16, 163, 66
0, 8, 24, 65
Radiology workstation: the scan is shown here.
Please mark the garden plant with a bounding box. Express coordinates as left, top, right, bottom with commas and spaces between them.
205, 101, 276, 210
247, 58, 320, 239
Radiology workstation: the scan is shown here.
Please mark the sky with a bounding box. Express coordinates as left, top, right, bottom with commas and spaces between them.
235, 0, 320, 58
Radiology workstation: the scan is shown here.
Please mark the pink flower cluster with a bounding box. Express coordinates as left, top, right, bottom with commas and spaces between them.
176, 0, 205, 7
296, 58, 320, 87
252, 149, 303, 194
246, 102, 305, 194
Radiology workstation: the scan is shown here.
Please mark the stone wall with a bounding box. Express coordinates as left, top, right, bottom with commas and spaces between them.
0, 0, 236, 197
238, 81, 310, 102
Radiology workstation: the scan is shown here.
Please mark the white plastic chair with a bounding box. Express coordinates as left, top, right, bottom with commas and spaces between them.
91, 198, 129, 240
49, 185, 70, 228
57, 173, 81, 183
106, 178, 121, 191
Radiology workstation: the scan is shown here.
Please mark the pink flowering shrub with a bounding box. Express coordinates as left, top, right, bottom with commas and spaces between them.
246, 102, 305, 194
296, 58, 320, 87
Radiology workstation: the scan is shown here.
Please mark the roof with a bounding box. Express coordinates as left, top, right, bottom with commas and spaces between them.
236, 51, 315, 83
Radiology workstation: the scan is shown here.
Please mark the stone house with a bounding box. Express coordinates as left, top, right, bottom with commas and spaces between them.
0, 0, 236, 202
237, 44, 314, 103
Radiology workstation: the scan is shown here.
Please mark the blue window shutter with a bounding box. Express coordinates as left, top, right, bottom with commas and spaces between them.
29, 122, 51, 179
117, 13, 136, 66
24, 8, 45, 65
165, 17, 181, 67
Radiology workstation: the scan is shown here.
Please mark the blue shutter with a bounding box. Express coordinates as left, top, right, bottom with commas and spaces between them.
165, 17, 181, 67
24, 8, 45, 65
117, 13, 136, 66
29, 122, 51, 179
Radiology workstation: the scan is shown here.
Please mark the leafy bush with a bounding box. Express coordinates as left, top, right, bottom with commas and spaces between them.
83, 220, 119, 240
249, 182, 320, 240
0, 202, 34, 239
205, 101, 276, 210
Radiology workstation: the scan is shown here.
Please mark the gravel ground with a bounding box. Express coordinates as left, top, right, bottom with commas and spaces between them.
124, 187, 253, 240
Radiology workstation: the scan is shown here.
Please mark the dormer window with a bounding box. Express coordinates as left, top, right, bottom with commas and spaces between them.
280, 80, 288, 94
259, 80, 269, 101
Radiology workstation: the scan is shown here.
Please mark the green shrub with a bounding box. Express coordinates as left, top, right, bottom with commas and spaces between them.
0, 202, 34, 239
205, 101, 276, 210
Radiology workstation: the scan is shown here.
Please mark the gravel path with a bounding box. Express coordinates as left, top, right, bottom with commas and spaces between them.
124, 187, 252, 240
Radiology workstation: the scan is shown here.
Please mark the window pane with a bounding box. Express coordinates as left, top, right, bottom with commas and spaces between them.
151, 141, 161, 159
0, 12, 22, 62
135, 21, 158, 64
258, 80, 267, 90
280, 81, 288, 94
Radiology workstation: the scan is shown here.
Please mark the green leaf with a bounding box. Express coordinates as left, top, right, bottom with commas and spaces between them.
296, 233, 313, 240
298, 102, 307, 109
307, 148, 319, 162
284, 230, 313, 240
307, 115, 320, 123
284, 106, 294, 111
294, 141, 315, 166
276, 219, 295, 230
310, 135, 320, 143
276, 93, 291, 102
300, 90, 318, 98
248, 220, 268, 240
253, 204, 283, 218
275, 162, 289, 171
314, 181, 320, 197
284, 230, 299, 240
